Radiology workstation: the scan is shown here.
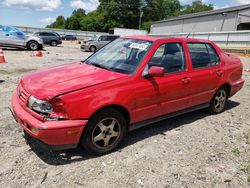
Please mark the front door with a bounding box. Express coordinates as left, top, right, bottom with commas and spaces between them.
134, 41, 192, 122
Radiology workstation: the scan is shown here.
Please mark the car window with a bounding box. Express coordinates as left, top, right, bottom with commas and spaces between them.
187, 43, 220, 69
149, 43, 186, 74
85, 39, 152, 74
100, 35, 108, 41
206, 43, 220, 66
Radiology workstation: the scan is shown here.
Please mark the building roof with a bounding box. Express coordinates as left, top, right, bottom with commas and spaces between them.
153, 4, 250, 24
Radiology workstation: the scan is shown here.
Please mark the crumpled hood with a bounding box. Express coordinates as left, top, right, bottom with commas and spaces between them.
20, 62, 127, 100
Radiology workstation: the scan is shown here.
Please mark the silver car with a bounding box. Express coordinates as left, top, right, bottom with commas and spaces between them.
81, 34, 120, 52
0, 25, 43, 50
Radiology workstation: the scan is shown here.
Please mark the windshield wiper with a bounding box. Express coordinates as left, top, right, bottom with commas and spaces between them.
91, 62, 111, 71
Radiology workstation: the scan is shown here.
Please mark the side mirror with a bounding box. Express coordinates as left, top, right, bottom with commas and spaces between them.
148, 66, 165, 77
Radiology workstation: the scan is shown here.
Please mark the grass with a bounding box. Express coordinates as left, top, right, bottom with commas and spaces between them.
247, 176, 250, 183
244, 129, 250, 145
232, 148, 241, 157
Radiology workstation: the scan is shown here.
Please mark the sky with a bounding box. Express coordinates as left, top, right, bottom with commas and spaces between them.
0, 0, 249, 28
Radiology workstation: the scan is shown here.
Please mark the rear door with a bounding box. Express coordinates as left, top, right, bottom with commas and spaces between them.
186, 42, 222, 107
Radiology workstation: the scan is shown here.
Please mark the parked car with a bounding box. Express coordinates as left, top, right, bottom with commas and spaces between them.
0, 25, 43, 50
62, 35, 77, 41
11, 37, 244, 154
33, 32, 62, 46
81, 34, 120, 52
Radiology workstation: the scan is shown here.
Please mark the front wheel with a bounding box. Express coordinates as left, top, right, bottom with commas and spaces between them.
209, 86, 228, 114
27, 41, 39, 51
89, 46, 96, 52
50, 40, 58, 46
81, 108, 127, 155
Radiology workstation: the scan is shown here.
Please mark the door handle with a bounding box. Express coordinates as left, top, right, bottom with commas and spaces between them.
216, 70, 224, 77
182, 77, 191, 84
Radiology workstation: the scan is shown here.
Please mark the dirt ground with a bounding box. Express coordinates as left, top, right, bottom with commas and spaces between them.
0, 42, 249, 188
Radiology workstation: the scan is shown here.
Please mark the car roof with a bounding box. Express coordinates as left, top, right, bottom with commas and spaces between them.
122, 35, 212, 43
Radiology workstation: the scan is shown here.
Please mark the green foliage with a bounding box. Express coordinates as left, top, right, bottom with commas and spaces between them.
178, 0, 213, 15
46, 16, 66, 29
141, 21, 152, 31
244, 129, 250, 144
47, 0, 214, 32
232, 148, 241, 157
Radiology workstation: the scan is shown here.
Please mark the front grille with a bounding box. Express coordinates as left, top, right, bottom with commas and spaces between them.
18, 86, 29, 106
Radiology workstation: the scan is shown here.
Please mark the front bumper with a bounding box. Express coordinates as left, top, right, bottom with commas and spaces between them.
11, 91, 88, 150
80, 44, 90, 51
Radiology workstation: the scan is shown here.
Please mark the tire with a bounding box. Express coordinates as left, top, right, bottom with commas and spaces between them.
81, 108, 127, 155
27, 41, 39, 51
89, 46, 96, 52
209, 86, 228, 114
50, 40, 58, 46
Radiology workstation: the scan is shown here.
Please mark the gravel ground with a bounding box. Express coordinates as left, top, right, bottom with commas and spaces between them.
0, 42, 249, 188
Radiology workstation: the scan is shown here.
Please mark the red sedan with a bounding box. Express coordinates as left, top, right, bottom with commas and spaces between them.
11, 36, 244, 154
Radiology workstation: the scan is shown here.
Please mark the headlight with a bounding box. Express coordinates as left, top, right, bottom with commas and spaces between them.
28, 96, 53, 114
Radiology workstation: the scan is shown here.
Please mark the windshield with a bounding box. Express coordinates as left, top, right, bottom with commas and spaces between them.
90, 35, 98, 41
85, 38, 152, 74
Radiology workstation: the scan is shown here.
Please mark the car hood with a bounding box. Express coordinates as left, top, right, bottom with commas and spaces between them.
20, 62, 127, 100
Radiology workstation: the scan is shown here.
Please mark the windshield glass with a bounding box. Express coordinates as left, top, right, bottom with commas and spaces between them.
85, 38, 152, 74
90, 35, 98, 41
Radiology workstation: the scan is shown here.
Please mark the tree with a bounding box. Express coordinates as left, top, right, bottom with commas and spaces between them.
46, 16, 66, 29
46, 0, 214, 32
178, 0, 213, 15
143, 0, 181, 21
65, 9, 86, 30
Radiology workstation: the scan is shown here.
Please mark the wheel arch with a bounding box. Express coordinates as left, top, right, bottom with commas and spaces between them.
89, 104, 130, 130
26, 40, 38, 46
219, 83, 231, 96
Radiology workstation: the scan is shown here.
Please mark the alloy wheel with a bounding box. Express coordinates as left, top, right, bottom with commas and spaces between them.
214, 89, 227, 112
91, 118, 121, 148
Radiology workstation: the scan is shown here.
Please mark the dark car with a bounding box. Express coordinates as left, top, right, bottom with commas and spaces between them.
62, 35, 77, 41
33, 32, 62, 46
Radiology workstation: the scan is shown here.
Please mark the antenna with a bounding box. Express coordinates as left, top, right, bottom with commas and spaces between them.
186, 23, 197, 38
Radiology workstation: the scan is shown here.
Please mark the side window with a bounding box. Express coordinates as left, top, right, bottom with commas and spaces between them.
48, 33, 56, 36
206, 44, 220, 66
100, 35, 108, 41
39, 32, 45, 36
149, 43, 186, 74
187, 43, 210, 69
188, 43, 220, 69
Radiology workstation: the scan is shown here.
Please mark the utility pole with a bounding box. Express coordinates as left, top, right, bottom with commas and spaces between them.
139, 9, 143, 30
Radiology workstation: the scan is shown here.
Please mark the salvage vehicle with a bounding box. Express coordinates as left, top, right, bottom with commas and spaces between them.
11, 36, 244, 154
81, 34, 120, 52
0, 25, 43, 50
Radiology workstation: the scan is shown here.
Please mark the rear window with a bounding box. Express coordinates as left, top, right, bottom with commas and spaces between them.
187, 43, 220, 69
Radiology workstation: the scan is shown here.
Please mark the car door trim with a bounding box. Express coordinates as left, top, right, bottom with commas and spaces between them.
129, 103, 209, 131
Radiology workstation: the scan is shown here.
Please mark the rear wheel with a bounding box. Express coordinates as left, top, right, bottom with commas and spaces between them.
209, 86, 228, 114
27, 41, 39, 51
50, 40, 58, 46
89, 46, 96, 52
81, 108, 127, 155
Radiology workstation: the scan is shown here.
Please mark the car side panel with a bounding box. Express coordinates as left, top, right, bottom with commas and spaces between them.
57, 76, 137, 123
